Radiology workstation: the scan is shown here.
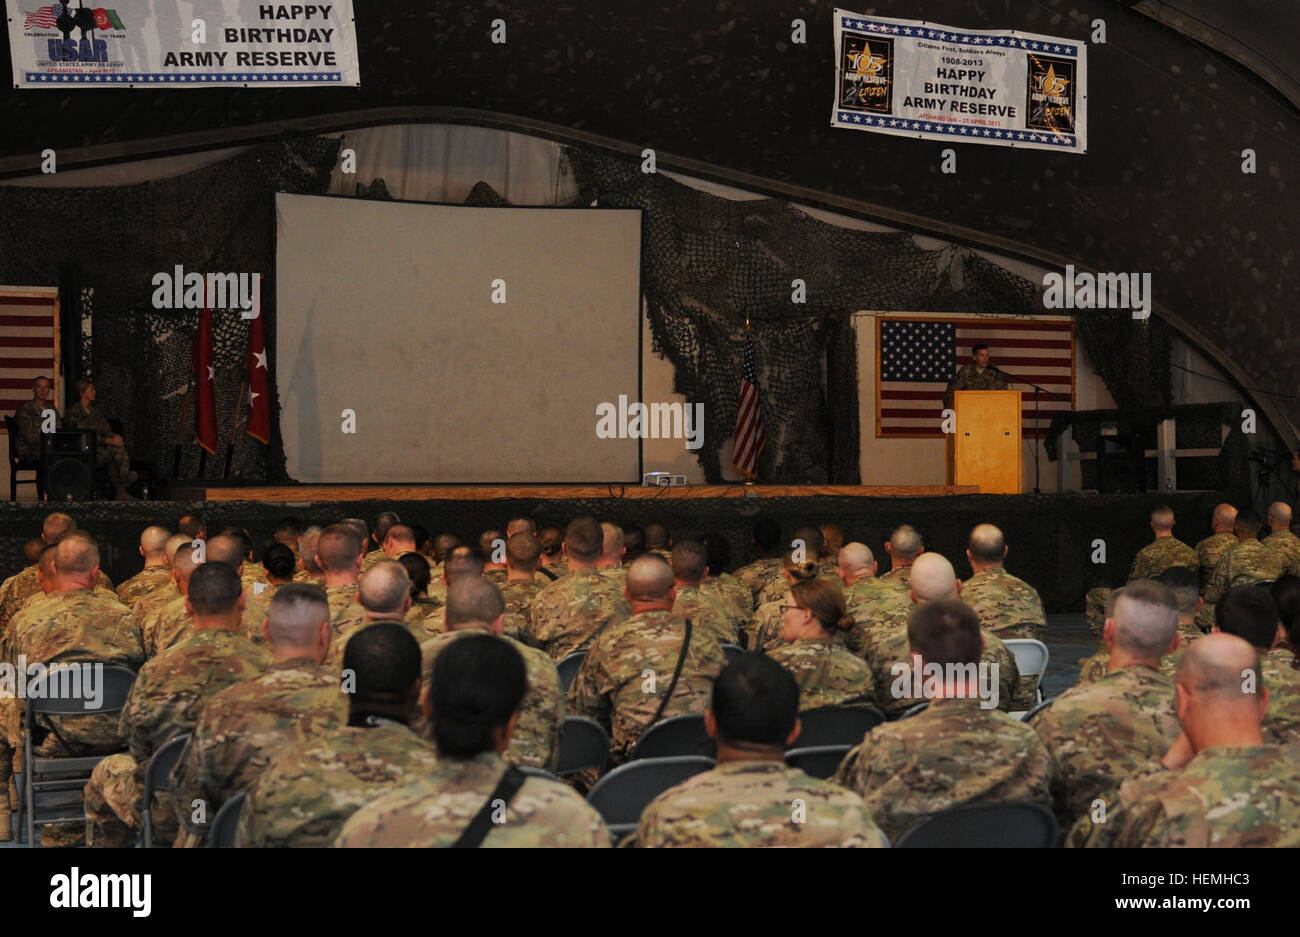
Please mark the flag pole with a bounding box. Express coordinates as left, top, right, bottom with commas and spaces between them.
172, 382, 192, 480
224, 375, 246, 479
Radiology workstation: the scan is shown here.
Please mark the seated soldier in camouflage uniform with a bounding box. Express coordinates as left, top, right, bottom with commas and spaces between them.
258, 542, 297, 601
416, 578, 563, 772
595, 521, 628, 591
172, 584, 345, 846
630, 653, 886, 848
569, 555, 727, 761
645, 523, 673, 562
128, 533, 189, 622
1207, 585, 1300, 745
292, 526, 327, 586
621, 525, 646, 566
136, 542, 204, 659
85, 562, 270, 847
1200, 510, 1283, 630
878, 524, 925, 591
766, 577, 874, 710
1194, 503, 1238, 593
1085, 505, 1198, 638
525, 517, 630, 661
747, 551, 821, 653
312, 525, 368, 658
537, 525, 567, 579
671, 539, 743, 647
834, 599, 1062, 843
12, 375, 58, 462
64, 378, 136, 499
480, 529, 508, 583
114, 526, 173, 609
1069, 633, 1300, 847
1077, 567, 1205, 682
361, 511, 400, 572
220, 527, 268, 594
959, 524, 1048, 642
327, 560, 420, 671
1262, 501, 1300, 577
732, 517, 785, 603
862, 554, 1022, 717
499, 532, 549, 639
412, 548, 485, 638
699, 533, 754, 626
1032, 580, 1183, 826
0, 534, 142, 845
236, 623, 440, 847
201, 535, 272, 646
755, 526, 837, 607
335, 633, 609, 848
399, 552, 440, 632
0, 513, 103, 631
837, 542, 911, 658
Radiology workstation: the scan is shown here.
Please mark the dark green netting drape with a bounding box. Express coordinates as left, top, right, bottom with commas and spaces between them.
0, 134, 339, 482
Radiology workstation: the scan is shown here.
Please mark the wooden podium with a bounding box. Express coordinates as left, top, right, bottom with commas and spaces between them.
945, 390, 1023, 494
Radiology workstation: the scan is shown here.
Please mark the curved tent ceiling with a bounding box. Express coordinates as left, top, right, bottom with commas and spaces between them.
2, 0, 1296, 444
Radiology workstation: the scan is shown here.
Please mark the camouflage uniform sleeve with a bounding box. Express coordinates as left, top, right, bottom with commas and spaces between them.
567, 645, 612, 731
1128, 549, 1147, 583
1065, 788, 1125, 847
1203, 551, 1233, 604
173, 732, 210, 837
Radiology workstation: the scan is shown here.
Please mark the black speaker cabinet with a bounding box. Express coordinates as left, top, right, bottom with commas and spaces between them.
1097, 435, 1146, 494
42, 429, 95, 501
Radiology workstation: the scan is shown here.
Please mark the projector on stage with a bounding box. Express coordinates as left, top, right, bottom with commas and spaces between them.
642, 472, 687, 487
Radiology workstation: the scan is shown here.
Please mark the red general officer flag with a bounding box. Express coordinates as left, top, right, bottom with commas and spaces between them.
245, 303, 270, 444
191, 297, 218, 454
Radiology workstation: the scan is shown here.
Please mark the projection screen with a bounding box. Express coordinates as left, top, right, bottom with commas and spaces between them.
275, 193, 642, 483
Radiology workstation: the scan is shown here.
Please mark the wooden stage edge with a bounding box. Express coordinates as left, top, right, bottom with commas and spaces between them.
166, 484, 982, 503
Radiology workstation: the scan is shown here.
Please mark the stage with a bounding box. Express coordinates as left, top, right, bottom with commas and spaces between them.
164, 483, 981, 503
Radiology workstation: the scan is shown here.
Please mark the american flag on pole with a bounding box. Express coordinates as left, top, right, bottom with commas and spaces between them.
876, 315, 1075, 437
23, 6, 58, 29
732, 325, 766, 479
0, 288, 59, 432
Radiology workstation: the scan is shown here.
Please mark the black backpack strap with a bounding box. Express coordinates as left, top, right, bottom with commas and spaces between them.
647, 618, 693, 729
451, 765, 527, 848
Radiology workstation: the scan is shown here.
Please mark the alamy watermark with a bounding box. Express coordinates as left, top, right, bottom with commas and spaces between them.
889, 658, 1001, 710
151, 265, 261, 318
595, 395, 704, 450
0, 658, 104, 709
1042, 264, 1151, 319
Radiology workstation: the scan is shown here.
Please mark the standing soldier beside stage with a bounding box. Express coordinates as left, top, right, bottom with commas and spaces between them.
64, 378, 136, 500
942, 343, 1008, 408
959, 524, 1048, 642
13, 375, 58, 461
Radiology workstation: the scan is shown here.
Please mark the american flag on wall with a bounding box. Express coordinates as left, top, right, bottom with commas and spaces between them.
732, 326, 766, 478
0, 288, 60, 432
876, 315, 1074, 437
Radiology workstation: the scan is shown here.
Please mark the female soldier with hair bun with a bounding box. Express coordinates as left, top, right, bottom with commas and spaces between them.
766, 578, 874, 710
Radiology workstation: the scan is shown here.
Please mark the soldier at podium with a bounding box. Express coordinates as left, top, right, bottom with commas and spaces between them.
943, 343, 1008, 408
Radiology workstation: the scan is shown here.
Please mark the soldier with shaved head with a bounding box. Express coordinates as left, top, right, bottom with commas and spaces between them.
292, 525, 326, 586
645, 523, 672, 562
500, 532, 546, 641
959, 523, 1047, 642
596, 521, 627, 590
838, 542, 912, 658
525, 517, 631, 661
861, 553, 1020, 717
1201, 511, 1285, 630
416, 547, 485, 637
0, 533, 142, 844
115, 525, 173, 609
1070, 633, 1300, 847
1032, 581, 1183, 824
325, 559, 416, 671
1, 512, 111, 629
1211, 585, 1300, 745
315, 524, 368, 661
192, 533, 272, 647
1086, 505, 1198, 638
1263, 501, 1300, 576
360, 511, 400, 571
1194, 503, 1239, 591
172, 583, 345, 846
569, 554, 727, 760
416, 578, 564, 771
480, 529, 508, 582
137, 542, 206, 658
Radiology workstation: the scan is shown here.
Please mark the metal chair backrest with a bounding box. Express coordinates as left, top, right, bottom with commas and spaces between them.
791, 705, 885, 748
720, 643, 746, 667
556, 651, 587, 693
586, 755, 715, 829
628, 713, 713, 760
141, 733, 190, 848
894, 801, 1058, 848
209, 792, 247, 848
1003, 639, 1050, 682
24, 664, 135, 718
785, 744, 852, 780
555, 716, 610, 775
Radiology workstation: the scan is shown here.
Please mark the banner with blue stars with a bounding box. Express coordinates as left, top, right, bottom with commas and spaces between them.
7, 0, 360, 89
832, 9, 1087, 154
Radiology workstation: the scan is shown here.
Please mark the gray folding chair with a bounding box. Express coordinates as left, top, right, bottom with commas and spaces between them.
1003, 638, 1050, 705
555, 716, 610, 776
141, 733, 189, 848
209, 791, 247, 848
629, 714, 713, 760
720, 643, 747, 667
894, 801, 1058, 848
518, 765, 559, 781
785, 744, 853, 780
791, 705, 885, 748
899, 701, 930, 719
556, 651, 587, 693
21, 663, 135, 846
586, 755, 715, 842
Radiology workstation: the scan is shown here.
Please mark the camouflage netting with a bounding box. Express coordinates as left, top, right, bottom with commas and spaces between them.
0, 491, 1233, 613
0, 134, 340, 484
564, 147, 1050, 484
